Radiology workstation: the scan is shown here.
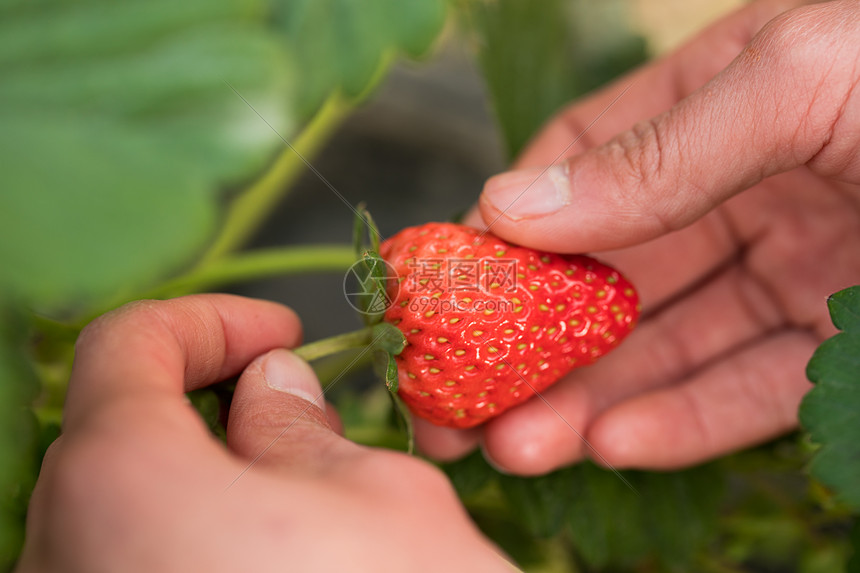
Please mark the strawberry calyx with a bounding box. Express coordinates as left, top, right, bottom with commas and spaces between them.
292, 204, 406, 392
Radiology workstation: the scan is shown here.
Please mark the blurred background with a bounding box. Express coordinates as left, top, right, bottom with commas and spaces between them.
8, 1, 858, 572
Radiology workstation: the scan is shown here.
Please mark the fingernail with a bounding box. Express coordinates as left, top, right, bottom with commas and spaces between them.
483, 164, 571, 220
262, 350, 325, 412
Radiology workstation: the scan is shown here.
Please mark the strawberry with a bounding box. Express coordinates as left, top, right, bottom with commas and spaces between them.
379, 222, 640, 429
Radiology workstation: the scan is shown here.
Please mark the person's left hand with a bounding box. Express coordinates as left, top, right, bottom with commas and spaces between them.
17, 295, 513, 572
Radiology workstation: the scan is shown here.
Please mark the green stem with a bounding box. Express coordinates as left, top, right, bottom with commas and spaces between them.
293, 327, 373, 362
199, 94, 351, 264
142, 244, 356, 299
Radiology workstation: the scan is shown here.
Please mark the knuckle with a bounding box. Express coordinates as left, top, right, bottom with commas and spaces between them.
616, 117, 666, 190
74, 299, 163, 352
604, 115, 682, 233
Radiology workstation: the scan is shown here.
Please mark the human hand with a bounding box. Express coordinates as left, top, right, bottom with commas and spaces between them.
17, 295, 513, 572
416, 0, 860, 474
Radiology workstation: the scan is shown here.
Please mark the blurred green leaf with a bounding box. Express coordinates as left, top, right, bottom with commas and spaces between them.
464, 0, 647, 159
442, 449, 496, 499
498, 467, 575, 539
469, 506, 548, 569
273, 0, 448, 117
848, 518, 860, 573
187, 388, 226, 441
0, 0, 296, 315
0, 113, 218, 312
801, 286, 860, 510
566, 462, 724, 569
566, 464, 649, 568
0, 301, 41, 571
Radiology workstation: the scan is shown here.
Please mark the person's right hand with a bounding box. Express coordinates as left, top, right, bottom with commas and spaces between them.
416, 0, 860, 475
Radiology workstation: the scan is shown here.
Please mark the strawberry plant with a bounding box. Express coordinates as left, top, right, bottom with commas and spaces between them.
1, 0, 859, 571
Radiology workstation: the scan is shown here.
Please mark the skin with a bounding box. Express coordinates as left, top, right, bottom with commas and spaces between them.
416, 0, 860, 475
17, 295, 515, 572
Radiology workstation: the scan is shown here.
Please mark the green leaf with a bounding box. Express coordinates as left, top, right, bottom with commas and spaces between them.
353, 203, 367, 260
0, 113, 217, 312
385, 381, 414, 454
0, 301, 42, 570
0, 0, 297, 315
828, 286, 860, 333
566, 462, 725, 569
372, 351, 399, 393
364, 210, 381, 254
442, 449, 496, 499
498, 467, 575, 539
464, 0, 647, 159
352, 203, 382, 259
187, 388, 226, 441
848, 518, 860, 573
801, 286, 860, 510
469, 507, 548, 570
354, 251, 394, 325
273, 0, 448, 117
384, 353, 399, 392
370, 323, 407, 357
566, 464, 649, 567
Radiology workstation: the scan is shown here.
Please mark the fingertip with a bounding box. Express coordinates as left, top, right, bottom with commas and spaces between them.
480, 166, 572, 233
460, 206, 486, 230
413, 417, 481, 462
227, 349, 333, 465
584, 414, 642, 470
478, 163, 620, 253
481, 404, 585, 476
212, 294, 304, 349
259, 349, 325, 415
586, 398, 693, 471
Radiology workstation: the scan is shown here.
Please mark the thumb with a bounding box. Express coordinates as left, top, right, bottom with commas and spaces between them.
479, 2, 856, 253
226, 349, 343, 472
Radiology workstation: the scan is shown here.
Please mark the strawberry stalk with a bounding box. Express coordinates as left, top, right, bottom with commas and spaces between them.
292, 322, 406, 364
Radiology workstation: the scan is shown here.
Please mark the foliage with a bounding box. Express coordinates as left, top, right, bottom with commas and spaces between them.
0, 303, 40, 570
445, 453, 726, 570
0, 0, 444, 568
273, 0, 447, 118
801, 286, 860, 509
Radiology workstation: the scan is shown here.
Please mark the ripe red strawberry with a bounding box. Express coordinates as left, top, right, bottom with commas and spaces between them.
379, 222, 640, 429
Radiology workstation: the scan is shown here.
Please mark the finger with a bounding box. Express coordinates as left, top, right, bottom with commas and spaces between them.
226, 349, 351, 473
514, 0, 812, 168
591, 207, 737, 311
480, 1, 857, 253
325, 401, 346, 436
586, 331, 816, 469
65, 294, 302, 433
413, 417, 481, 462
480, 264, 784, 475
